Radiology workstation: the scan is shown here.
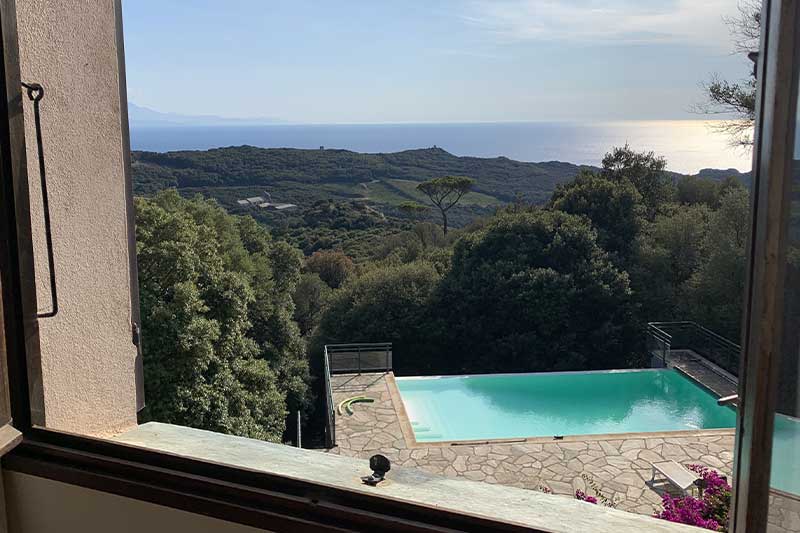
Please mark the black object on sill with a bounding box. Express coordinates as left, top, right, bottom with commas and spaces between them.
553, 435, 564, 440
361, 454, 391, 486
21, 81, 58, 319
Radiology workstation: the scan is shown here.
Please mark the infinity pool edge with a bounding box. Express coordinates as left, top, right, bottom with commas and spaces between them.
385, 371, 736, 449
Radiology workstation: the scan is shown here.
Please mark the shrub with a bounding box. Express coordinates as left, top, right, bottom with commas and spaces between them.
574, 490, 598, 504
305, 249, 355, 288
655, 465, 731, 532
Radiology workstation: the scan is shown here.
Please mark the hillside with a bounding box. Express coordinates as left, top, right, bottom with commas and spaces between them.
131, 145, 749, 259
132, 145, 597, 203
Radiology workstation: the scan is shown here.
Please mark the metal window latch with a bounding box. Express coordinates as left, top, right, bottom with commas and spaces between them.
361, 454, 390, 486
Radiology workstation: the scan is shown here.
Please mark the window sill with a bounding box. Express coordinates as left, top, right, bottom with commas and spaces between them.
0, 424, 22, 457
113, 422, 705, 533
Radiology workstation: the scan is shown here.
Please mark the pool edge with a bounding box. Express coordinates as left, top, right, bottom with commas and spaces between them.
385, 372, 419, 450
394, 367, 671, 381
387, 371, 736, 449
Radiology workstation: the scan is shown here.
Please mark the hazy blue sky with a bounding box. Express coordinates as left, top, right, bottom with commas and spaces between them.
122, 0, 749, 124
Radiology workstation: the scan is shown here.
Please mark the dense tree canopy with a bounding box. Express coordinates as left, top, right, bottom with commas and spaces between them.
314, 261, 442, 374
628, 181, 751, 347
684, 188, 750, 340
631, 204, 711, 321
292, 272, 331, 336
432, 210, 642, 373
676, 175, 744, 208
550, 170, 645, 265
601, 145, 675, 220
136, 190, 308, 442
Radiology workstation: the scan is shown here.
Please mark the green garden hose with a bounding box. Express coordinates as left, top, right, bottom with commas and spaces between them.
337, 396, 375, 416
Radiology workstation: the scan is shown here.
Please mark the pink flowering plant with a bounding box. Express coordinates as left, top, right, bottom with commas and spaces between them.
574, 490, 598, 504
574, 474, 616, 507
540, 475, 611, 507
654, 464, 731, 532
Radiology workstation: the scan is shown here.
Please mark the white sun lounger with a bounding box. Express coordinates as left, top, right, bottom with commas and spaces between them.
650, 461, 699, 495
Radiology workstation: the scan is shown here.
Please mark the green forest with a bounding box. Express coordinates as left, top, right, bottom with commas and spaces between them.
132, 144, 752, 444
131, 145, 748, 261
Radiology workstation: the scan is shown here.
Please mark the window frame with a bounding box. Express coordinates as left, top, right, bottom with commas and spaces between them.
114, 0, 145, 414
0, 0, 796, 531
730, 0, 800, 531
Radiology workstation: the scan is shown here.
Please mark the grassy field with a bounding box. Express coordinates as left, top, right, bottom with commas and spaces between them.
309, 178, 503, 208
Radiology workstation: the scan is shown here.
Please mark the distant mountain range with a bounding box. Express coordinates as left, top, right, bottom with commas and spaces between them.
128, 103, 284, 127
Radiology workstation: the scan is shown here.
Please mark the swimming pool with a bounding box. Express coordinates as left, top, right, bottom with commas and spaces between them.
395, 369, 736, 443
772, 413, 800, 495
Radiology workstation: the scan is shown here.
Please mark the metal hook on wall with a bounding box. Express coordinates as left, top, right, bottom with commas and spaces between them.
21, 81, 58, 319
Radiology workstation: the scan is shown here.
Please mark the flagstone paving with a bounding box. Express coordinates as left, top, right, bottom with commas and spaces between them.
327, 372, 736, 517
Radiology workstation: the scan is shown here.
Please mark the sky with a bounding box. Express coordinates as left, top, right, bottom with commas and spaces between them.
121, 0, 751, 124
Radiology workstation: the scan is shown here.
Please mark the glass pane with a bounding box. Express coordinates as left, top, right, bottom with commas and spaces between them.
15, 0, 764, 530
768, 71, 800, 533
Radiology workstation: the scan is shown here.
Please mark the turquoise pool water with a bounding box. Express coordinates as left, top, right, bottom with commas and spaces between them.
395, 369, 736, 442
772, 413, 800, 495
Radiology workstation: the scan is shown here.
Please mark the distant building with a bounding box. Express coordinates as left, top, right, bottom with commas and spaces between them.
258, 202, 297, 211
237, 193, 295, 210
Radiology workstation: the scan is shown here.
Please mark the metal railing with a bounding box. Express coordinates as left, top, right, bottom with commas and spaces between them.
325, 343, 393, 374
322, 343, 392, 449
647, 322, 672, 368
323, 346, 335, 448
647, 321, 741, 376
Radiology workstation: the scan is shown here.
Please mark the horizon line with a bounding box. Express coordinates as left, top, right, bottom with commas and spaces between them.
129, 117, 742, 128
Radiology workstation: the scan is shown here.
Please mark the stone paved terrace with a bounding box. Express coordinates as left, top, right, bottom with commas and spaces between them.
328, 372, 736, 517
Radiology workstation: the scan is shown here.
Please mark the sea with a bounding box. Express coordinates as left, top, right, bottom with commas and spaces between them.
129, 120, 752, 175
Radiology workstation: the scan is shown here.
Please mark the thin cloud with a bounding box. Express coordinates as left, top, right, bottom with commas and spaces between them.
462, 0, 740, 47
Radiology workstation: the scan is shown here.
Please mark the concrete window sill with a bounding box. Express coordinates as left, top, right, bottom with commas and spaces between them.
114, 422, 707, 533
0, 424, 22, 457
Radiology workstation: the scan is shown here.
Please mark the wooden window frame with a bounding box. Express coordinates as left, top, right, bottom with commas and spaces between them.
730, 0, 800, 531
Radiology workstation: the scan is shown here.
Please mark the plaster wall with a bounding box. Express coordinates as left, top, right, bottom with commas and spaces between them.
15, 0, 138, 435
